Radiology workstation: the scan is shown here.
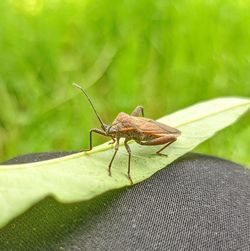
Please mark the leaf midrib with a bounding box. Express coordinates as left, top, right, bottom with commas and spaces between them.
175, 99, 249, 128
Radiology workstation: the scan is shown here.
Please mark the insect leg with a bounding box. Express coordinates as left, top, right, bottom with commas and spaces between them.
124, 139, 133, 184
108, 138, 120, 176
108, 138, 116, 145
156, 138, 177, 156
131, 105, 144, 117
83, 128, 107, 151
137, 134, 177, 156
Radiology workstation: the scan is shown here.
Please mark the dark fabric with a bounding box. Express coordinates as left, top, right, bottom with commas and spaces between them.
0, 153, 249, 251
2, 151, 79, 164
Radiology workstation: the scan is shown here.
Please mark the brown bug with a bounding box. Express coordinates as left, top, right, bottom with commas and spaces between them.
73, 83, 181, 184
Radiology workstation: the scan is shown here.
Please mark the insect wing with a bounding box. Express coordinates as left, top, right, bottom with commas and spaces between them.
113, 112, 180, 135
128, 117, 181, 135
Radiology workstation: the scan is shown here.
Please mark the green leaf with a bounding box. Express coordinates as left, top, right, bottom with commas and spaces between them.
0, 97, 249, 228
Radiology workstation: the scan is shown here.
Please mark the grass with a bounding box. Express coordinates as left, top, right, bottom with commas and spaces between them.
0, 0, 249, 166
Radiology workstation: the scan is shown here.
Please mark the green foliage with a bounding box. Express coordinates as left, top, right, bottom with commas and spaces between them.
0, 0, 249, 165
0, 97, 249, 228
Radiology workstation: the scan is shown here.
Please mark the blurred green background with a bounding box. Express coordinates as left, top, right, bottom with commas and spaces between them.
0, 0, 249, 166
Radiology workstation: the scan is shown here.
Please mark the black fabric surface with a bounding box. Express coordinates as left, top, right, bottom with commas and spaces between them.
0, 152, 250, 251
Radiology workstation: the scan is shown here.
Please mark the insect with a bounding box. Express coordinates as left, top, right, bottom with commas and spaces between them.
73, 83, 181, 184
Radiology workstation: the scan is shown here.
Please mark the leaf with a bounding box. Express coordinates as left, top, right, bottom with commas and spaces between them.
0, 97, 249, 228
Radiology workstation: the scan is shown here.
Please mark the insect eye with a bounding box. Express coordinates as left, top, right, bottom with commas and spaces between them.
103, 124, 108, 131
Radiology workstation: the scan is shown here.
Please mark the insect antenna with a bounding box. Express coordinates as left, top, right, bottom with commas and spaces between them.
73, 83, 107, 131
